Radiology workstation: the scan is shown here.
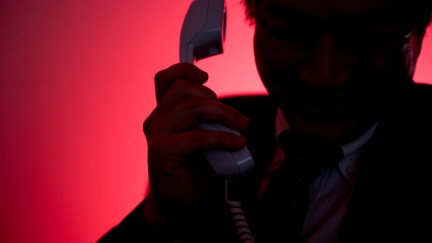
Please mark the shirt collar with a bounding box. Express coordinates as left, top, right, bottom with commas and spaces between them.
275, 107, 378, 158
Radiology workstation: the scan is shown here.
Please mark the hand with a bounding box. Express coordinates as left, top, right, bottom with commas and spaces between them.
142, 63, 249, 230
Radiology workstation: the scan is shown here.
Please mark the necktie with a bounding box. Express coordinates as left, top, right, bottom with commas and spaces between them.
255, 130, 343, 242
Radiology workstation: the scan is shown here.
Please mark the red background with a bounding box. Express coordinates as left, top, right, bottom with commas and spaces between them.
1, 1, 431, 242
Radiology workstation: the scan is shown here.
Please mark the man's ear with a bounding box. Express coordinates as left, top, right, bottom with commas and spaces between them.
403, 30, 424, 78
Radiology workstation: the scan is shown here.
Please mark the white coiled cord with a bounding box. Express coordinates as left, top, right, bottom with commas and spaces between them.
225, 178, 256, 243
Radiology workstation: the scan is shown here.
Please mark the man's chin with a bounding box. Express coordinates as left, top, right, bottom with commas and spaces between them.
291, 116, 357, 144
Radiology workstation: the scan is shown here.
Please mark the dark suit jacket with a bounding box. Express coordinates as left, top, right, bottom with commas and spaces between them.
99, 83, 432, 242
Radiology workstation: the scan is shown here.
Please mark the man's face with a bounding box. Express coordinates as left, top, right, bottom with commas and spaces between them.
253, 0, 423, 143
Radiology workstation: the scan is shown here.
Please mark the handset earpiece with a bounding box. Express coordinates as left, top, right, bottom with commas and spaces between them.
180, 0, 226, 63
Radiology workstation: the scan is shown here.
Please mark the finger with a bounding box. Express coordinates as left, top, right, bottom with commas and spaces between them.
150, 129, 247, 160
154, 63, 208, 103
145, 79, 217, 130
159, 79, 217, 112
152, 98, 249, 136
147, 129, 247, 185
144, 80, 217, 131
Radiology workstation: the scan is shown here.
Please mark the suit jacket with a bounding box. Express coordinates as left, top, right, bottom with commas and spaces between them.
99, 83, 432, 243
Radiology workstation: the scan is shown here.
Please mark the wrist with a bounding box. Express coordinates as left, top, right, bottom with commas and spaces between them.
143, 193, 194, 241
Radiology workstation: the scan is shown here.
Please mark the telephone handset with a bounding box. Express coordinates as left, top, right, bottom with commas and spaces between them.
179, 0, 254, 179
179, 3, 256, 240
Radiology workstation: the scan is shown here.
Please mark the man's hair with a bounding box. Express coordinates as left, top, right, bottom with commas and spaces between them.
240, 0, 255, 24
241, 0, 432, 35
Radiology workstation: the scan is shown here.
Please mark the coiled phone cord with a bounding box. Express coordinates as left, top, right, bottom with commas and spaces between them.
225, 178, 256, 243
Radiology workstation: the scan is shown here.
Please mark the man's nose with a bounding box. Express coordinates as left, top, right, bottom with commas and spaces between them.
299, 31, 350, 87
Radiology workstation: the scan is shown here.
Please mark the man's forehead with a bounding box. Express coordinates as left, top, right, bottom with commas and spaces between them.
258, 0, 396, 17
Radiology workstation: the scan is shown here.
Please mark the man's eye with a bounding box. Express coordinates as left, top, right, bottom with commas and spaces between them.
265, 24, 316, 41
341, 29, 409, 48
267, 27, 295, 40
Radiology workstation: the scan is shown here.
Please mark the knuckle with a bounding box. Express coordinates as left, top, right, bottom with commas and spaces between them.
143, 118, 152, 135
208, 89, 217, 99
154, 63, 179, 81
154, 69, 166, 84
174, 80, 216, 99
143, 108, 161, 136
201, 86, 217, 99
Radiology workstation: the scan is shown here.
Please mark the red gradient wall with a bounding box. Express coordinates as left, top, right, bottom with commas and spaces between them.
0, 1, 431, 242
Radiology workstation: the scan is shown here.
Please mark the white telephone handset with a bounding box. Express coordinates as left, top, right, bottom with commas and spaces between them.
179, 0, 254, 179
